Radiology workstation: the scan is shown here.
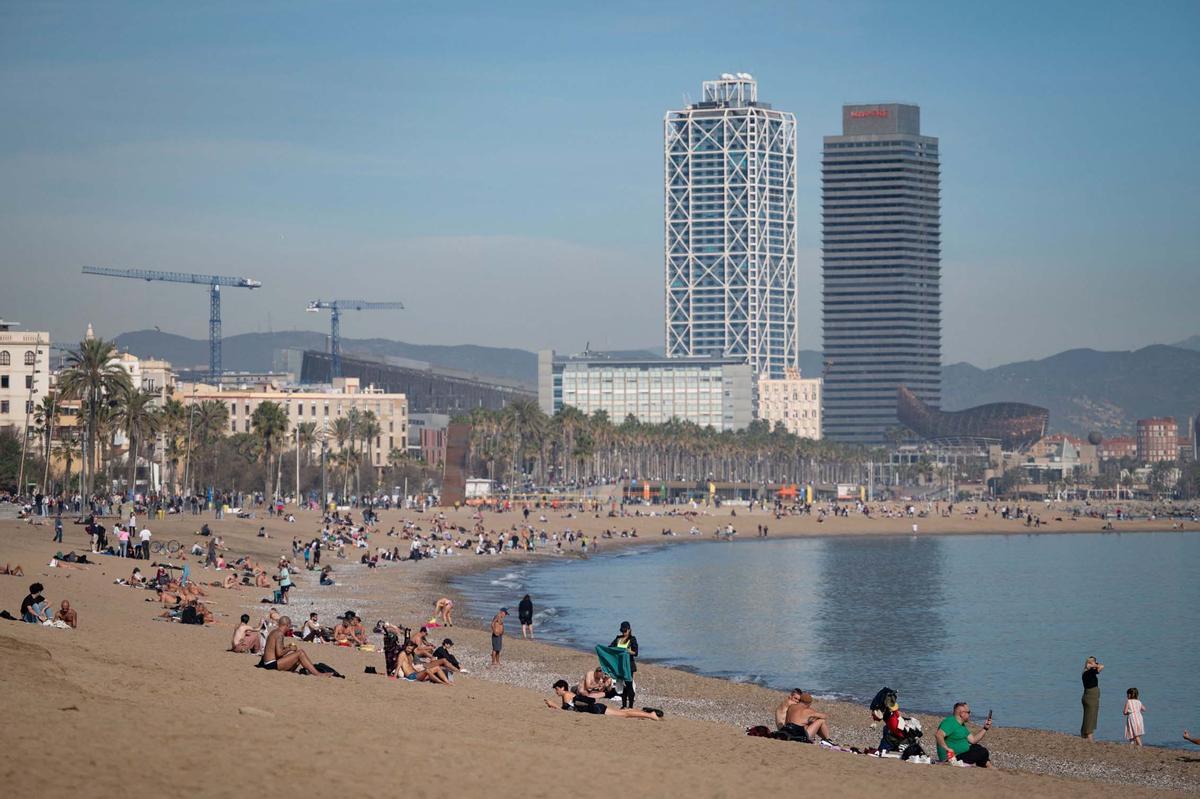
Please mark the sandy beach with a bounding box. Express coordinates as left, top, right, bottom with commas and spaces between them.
2, 505, 1198, 798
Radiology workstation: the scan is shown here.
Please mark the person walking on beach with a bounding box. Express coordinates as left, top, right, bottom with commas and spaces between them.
518, 594, 534, 639
490, 607, 507, 666
610, 621, 639, 709
1081, 656, 1104, 739
1123, 687, 1146, 746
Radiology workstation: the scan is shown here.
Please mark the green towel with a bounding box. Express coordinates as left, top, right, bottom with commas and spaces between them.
595, 645, 633, 682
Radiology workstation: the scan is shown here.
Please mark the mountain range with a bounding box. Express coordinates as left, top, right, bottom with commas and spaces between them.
112, 330, 1200, 437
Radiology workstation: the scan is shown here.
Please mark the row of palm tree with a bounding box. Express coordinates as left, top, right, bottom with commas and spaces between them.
460, 398, 879, 491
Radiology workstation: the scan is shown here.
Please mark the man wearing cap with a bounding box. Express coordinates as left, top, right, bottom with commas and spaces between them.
490, 608, 507, 666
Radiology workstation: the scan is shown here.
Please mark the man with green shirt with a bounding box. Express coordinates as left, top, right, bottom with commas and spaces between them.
936, 702, 992, 767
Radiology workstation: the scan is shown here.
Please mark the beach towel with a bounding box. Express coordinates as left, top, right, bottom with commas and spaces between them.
594, 645, 633, 682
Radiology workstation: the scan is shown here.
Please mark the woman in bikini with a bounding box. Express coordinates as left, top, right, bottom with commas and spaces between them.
434, 597, 454, 627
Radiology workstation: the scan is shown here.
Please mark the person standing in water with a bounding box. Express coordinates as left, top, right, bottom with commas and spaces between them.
610, 621, 640, 709
1081, 656, 1104, 739
518, 594, 534, 639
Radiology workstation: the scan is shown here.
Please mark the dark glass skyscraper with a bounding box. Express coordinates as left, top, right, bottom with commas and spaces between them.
822, 103, 941, 445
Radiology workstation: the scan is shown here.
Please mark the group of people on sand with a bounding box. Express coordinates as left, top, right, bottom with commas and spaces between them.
5, 582, 77, 628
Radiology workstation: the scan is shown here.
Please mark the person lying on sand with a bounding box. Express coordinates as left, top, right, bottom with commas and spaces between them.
1, 563, 24, 577
782, 693, 833, 743
578, 667, 617, 699
230, 613, 262, 654
258, 616, 330, 676
395, 640, 452, 685
54, 600, 78, 629
545, 680, 662, 720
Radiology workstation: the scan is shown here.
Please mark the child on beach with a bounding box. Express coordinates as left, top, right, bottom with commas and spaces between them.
1124, 688, 1145, 746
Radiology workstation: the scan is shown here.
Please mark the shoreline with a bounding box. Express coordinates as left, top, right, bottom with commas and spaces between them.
443, 536, 1200, 750
2, 506, 1197, 797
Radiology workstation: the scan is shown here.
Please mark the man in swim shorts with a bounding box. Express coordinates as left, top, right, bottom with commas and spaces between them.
490, 607, 507, 666
258, 616, 330, 676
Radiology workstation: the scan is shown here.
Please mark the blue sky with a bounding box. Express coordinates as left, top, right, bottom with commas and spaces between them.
2, 0, 1198, 366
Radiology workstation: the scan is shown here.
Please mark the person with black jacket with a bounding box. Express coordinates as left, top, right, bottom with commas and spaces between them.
610, 621, 639, 709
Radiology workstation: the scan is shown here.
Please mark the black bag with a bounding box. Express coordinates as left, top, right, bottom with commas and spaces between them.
313, 662, 345, 678
180, 606, 204, 625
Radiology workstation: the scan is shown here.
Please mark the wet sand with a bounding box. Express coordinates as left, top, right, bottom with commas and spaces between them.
1, 505, 1197, 797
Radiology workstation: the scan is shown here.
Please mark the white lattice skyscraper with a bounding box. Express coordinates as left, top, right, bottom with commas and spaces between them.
664, 73, 798, 378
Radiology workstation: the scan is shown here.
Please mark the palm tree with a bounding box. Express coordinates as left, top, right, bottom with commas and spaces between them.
159, 397, 187, 493
57, 338, 132, 495
192, 400, 230, 495
32, 395, 58, 464
296, 422, 318, 467
250, 401, 289, 502
115, 385, 160, 497
358, 410, 381, 491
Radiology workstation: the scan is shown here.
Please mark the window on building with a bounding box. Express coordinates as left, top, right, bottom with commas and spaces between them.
24, 351, 35, 365
245, 419, 250, 433
0, 351, 8, 365
26, 400, 34, 413
230, 402, 236, 415
231, 421, 237, 432
0, 376, 7, 388
26, 375, 33, 389
297, 404, 303, 416
0, 400, 8, 413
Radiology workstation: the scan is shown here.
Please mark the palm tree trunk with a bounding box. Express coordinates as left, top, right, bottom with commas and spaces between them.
128, 432, 138, 499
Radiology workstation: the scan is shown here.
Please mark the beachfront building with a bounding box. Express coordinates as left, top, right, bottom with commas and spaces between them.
1136, 417, 1178, 463
0, 320, 50, 439
822, 103, 941, 445
177, 377, 408, 473
756, 369, 822, 439
664, 74, 799, 379
1098, 435, 1137, 461
537, 350, 753, 432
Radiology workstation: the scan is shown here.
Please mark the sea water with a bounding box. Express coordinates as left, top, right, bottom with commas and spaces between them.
453, 532, 1199, 747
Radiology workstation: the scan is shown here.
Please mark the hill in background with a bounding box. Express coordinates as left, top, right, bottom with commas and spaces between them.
112, 330, 1200, 437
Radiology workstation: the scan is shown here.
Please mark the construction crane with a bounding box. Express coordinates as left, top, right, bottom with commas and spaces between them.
306, 299, 404, 379
82, 266, 262, 378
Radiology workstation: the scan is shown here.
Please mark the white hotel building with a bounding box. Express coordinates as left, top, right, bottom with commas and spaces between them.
538, 350, 753, 432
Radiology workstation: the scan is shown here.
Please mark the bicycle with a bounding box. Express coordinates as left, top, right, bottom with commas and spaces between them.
150, 539, 182, 555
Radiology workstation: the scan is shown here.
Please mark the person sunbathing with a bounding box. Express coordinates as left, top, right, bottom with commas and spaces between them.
545, 680, 662, 720
395, 641, 451, 685
349, 616, 368, 646
258, 616, 331, 676
782, 693, 832, 743
54, 600, 78, 628
409, 626, 437, 658
230, 613, 262, 654
578, 667, 618, 699
332, 613, 358, 645
1, 564, 24, 576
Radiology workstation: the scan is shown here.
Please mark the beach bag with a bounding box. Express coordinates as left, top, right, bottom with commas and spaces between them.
313, 662, 345, 678
746, 725, 772, 737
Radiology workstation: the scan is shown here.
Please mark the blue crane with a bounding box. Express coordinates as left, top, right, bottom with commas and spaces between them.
82, 266, 262, 378
306, 299, 404, 379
